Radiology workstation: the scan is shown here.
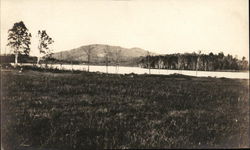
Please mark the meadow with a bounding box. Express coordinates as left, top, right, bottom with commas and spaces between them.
1, 67, 249, 149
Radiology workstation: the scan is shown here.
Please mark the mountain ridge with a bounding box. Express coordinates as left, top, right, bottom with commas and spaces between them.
52, 44, 156, 65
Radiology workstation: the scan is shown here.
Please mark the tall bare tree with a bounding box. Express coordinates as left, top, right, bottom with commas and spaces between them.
84, 45, 94, 72
114, 48, 122, 73
147, 51, 151, 74
178, 54, 184, 74
196, 50, 201, 76
104, 45, 112, 73
7, 21, 32, 67
37, 30, 54, 64
60, 51, 63, 69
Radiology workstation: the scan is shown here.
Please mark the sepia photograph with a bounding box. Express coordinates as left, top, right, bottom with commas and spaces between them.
0, 0, 249, 149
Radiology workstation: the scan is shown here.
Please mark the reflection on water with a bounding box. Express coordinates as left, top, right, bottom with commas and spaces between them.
21, 63, 250, 79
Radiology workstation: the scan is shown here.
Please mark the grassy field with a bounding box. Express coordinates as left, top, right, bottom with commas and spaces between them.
1, 68, 249, 149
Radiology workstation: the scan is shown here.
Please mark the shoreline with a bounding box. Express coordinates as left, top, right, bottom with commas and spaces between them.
2, 63, 249, 79
3, 62, 248, 73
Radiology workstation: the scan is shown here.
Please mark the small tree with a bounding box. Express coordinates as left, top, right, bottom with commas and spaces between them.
37, 30, 54, 64
7, 21, 32, 67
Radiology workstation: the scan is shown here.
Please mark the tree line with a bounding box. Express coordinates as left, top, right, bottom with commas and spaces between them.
5, 21, 122, 73
6, 21, 54, 67
138, 52, 249, 71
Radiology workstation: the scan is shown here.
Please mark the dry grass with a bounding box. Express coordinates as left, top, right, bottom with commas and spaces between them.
1, 68, 249, 149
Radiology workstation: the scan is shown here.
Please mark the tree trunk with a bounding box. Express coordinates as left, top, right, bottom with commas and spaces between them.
148, 57, 151, 74
71, 61, 73, 72
37, 56, 40, 65
106, 56, 108, 73
116, 63, 119, 74
60, 52, 63, 70
87, 55, 90, 72
14, 53, 18, 67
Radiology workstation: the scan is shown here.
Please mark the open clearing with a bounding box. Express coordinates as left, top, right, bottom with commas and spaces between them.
1, 69, 249, 149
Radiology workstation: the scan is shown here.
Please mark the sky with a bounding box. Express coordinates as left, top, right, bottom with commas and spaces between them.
1, 0, 249, 59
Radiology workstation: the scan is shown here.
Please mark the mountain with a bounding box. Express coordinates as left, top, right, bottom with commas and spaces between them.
52, 44, 155, 66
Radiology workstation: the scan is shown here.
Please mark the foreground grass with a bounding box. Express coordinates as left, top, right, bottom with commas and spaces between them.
1, 68, 249, 149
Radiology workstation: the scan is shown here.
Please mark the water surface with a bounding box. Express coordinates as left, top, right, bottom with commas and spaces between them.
20, 63, 249, 79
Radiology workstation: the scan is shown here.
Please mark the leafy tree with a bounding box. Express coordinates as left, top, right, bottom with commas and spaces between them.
241, 56, 249, 70
177, 54, 184, 70
37, 30, 54, 64
242, 56, 246, 61
7, 21, 32, 66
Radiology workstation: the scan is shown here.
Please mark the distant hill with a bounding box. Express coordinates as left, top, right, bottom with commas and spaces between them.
52, 44, 155, 66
